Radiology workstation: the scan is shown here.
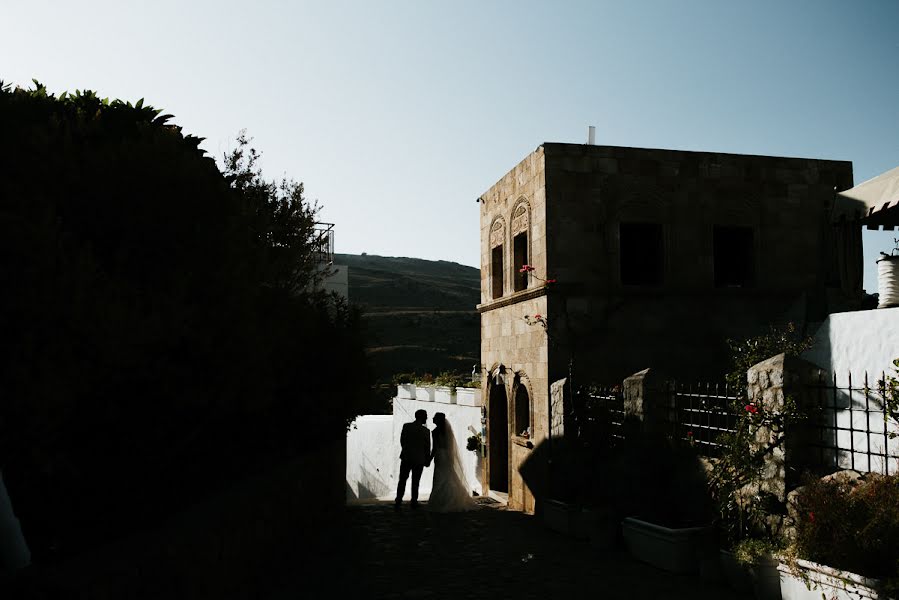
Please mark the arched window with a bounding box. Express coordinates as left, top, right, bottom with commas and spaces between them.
511, 201, 530, 292
489, 218, 505, 299
514, 382, 531, 438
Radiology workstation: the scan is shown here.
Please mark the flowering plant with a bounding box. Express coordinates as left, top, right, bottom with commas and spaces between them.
709, 323, 813, 553
523, 313, 547, 328
466, 432, 483, 453
518, 264, 557, 285
788, 472, 899, 593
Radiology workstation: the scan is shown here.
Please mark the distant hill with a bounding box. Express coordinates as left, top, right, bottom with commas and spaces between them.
334, 254, 480, 392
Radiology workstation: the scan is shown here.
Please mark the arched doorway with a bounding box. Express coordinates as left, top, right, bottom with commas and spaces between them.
488, 373, 509, 493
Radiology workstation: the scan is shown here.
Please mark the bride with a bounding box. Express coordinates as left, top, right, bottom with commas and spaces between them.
427, 412, 477, 512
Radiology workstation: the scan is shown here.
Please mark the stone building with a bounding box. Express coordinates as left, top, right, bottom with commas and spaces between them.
477, 142, 860, 513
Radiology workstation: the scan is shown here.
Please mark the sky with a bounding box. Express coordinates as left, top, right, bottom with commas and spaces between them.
3, 0, 898, 292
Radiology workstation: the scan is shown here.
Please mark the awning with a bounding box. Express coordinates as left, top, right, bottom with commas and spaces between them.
833, 165, 899, 230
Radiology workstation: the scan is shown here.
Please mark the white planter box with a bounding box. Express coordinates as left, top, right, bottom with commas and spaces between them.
778, 559, 883, 600
434, 386, 454, 404
396, 384, 415, 399
456, 388, 482, 407
719, 550, 781, 599
415, 386, 435, 402
543, 499, 588, 539
621, 517, 710, 574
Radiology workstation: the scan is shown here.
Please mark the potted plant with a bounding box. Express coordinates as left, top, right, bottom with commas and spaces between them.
434, 372, 461, 404
392, 373, 416, 399
456, 380, 482, 407
615, 436, 714, 574
414, 373, 435, 402
779, 471, 899, 600
876, 238, 899, 308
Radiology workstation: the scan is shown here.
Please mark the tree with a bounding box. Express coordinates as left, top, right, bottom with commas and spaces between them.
0, 81, 373, 562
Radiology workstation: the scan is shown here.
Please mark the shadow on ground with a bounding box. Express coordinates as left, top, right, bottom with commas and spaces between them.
268, 499, 751, 600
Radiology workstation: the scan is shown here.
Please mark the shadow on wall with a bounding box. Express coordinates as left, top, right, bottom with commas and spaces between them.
519, 429, 714, 528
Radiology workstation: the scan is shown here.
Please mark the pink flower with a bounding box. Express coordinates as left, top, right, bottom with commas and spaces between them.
519, 264, 535, 273
687, 431, 693, 437
744, 403, 759, 414
534, 314, 542, 319
545, 279, 557, 284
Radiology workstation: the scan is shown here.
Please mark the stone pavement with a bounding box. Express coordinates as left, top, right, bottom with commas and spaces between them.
268, 498, 752, 600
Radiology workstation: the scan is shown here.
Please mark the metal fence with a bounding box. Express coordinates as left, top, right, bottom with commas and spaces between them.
668, 382, 740, 457
572, 386, 626, 450
805, 371, 899, 476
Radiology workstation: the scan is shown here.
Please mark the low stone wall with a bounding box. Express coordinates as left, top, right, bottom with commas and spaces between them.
2, 439, 345, 599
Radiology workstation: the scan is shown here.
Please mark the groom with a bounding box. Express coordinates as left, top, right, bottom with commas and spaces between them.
395, 409, 431, 509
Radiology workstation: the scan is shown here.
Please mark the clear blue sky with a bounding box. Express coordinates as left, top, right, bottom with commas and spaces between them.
3, 0, 898, 292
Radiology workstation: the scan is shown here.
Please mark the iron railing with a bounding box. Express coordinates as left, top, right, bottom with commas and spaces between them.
669, 382, 740, 457
805, 371, 899, 476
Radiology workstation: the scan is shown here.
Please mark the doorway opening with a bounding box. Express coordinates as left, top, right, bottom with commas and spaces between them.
488, 375, 509, 493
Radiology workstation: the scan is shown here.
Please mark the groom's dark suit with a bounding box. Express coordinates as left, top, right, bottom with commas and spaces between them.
395, 418, 431, 507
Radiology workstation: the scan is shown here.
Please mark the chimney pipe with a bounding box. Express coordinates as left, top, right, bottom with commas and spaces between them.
587, 125, 596, 145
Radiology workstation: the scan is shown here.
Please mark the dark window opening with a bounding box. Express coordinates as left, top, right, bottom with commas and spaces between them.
491, 245, 504, 299
714, 226, 755, 287
513, 232, 528, 292
620, 223, 663, 285
514, 385, 530, 437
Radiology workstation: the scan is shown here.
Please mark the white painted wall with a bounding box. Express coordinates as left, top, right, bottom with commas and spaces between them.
802, 307, 899, 473
803, 307, 899, 383
322, 263, 348, 300
345, 415, 394, 500
345, 390, 485, 501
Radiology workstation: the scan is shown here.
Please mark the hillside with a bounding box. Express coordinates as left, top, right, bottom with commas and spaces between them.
334, 253, 480, 392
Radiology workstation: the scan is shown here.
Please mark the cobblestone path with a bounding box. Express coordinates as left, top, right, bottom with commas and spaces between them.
270, 499, 751, 600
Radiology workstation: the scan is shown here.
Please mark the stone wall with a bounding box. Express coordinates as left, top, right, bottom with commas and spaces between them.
541, 143, 857, 383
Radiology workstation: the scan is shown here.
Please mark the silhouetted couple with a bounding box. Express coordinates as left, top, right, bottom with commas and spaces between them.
395, 410, 476, 512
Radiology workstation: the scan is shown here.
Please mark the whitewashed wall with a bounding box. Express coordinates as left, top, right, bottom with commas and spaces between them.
345, 415, 394, 500
803, 306, 899, 382
802, 307, 899, 473
346, 391, 484, 501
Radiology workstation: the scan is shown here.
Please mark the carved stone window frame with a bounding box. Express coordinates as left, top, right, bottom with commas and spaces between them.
510, 199, 531, 291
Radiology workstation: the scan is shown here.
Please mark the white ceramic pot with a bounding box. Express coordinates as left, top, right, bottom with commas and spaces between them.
877, 255, 899, 308
778, 559, 883, 600
621, 517, 710, 574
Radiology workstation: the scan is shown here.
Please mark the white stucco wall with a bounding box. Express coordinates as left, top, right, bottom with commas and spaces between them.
322, 264, 349, 300
803, 307, 899, 383
345, 415, 394, 500
345, 391, 485, 501
802, 307, 899, 473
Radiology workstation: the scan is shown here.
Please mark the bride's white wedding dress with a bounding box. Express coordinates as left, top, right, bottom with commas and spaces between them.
428, 419, 477, 512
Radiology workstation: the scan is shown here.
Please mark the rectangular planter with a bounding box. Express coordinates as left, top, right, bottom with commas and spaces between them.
543, 499, 588, 539
621, 517, 709, 574
778, 559, 884, 600
415, 386, 435, 402
456, 388, 482, 407
434, 386, 454, 404
396, 384, 415, 399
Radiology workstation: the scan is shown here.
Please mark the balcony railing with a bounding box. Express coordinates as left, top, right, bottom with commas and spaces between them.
313, 222, 334, 265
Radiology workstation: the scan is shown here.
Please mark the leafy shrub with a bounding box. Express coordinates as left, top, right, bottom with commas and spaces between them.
792, 473, 899, 587
392, 372, 415, 385
414, 373, 434, 385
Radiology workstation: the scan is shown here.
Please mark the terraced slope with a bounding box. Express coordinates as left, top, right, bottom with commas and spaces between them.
334, 254, 480, 390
